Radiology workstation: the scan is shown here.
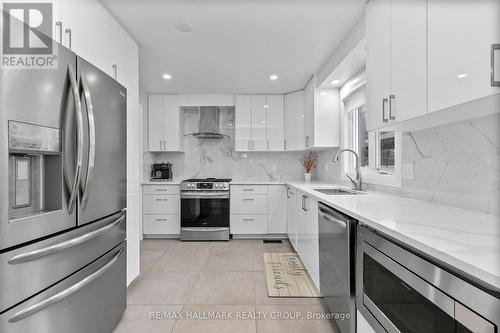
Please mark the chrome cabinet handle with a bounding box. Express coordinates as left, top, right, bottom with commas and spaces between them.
243, 218, 254, 221
112, 64, 117, 80
252, 140, 255, 151
8, 215, 125, 265
319, 212, 346, 229
284, 140, 287, 151
242, 189, 254, 192
382, 98, 389, 123
156, 218, 168, 222
64, 64, 84, 214
389, 94, 396, 120
80, 73, 96, 211
305, 136, 309, 148
8, 243, 125, 323
65, 28, 71, 49
155, 188, 168, 192
492, 44, 500, 87
243, 198, 255, 201
55, 21, 62, 44
155, 198, 168, 201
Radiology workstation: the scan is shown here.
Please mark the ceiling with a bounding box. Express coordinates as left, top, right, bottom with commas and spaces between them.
101, 0, 366, 94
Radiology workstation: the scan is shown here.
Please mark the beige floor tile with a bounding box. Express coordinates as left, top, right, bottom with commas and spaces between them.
256, 304, 337, 333
203, 248, 253, 272
253, 240, 295, 272
152, 249, 210, 272
254, 271, 322, 305
210, 239, 254, 253
186, 271, 255, 305
112, 304, 181, 333
128, 271, 198, 305
172, 305, 256, 333
141, 250, 165, 272
141, 239, 178, 251
169, 241, 218, 251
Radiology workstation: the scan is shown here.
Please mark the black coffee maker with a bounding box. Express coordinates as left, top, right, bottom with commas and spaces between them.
150, 163, 173, 181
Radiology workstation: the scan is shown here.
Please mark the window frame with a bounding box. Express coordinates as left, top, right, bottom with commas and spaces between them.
340, 74, 402, 188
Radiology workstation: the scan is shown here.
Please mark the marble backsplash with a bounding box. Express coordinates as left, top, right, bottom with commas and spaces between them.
316, 113, 500, 215
143, 107, 307, 182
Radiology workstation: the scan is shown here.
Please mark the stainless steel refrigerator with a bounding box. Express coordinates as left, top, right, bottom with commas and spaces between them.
0, 41, 127, 333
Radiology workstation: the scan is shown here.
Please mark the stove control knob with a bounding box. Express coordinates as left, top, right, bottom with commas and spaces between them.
215, 184, 220, 188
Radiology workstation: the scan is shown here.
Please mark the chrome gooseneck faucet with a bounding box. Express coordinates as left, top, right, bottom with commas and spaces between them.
333, 149, 363, 191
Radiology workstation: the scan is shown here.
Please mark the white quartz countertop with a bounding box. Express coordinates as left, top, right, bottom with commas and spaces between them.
141, 181, 181, 185
287, 181, 500, 292
230, 180, 287, 185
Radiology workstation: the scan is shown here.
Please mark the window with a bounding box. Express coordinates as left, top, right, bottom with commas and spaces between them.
341, 75, 401, 187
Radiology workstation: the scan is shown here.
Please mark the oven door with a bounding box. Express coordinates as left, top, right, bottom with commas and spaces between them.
181, 192, 229, 228
356, 226, 498, 333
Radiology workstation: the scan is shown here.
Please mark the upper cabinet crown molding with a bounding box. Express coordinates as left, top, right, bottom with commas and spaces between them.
366, 0, 500, 132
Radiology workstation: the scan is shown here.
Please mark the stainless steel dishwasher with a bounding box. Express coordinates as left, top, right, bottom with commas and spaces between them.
318, 202, 357, 333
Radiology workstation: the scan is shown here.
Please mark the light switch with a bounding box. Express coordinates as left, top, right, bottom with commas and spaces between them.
402, 163, 414, 180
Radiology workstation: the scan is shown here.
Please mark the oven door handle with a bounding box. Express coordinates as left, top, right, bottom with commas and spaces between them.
363, 243, 455, 318
181, 192, 229, 199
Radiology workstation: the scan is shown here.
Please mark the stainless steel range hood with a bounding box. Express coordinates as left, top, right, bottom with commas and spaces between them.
193, 106, 224, 139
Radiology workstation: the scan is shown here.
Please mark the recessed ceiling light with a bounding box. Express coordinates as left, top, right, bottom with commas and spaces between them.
330, 79, 340, 85
264, 105, 269, 108
162, 73, 172, 80
175, 22, 193, 32
457, 73, 468, 79
269, 74, 278, 81
320, 92, 327, 96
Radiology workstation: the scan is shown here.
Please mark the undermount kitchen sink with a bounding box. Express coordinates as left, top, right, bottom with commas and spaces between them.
313, 188, 365, 195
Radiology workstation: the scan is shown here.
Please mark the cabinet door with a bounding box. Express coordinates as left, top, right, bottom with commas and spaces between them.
305, 199, 319, 289
304, 77, 315, 148
390, 0, 427, 123
428, 0, 500, 112
251, 95, 267, 151
366, 0, 390, 131
268, 185, 287, 234
148, 95, 163, 151
296, 193, 308, 259
286, 188, 298, 249
266, 95, 285, 151
284, 91, 305, 151
235, 95, 252, 151
163, 95, 181, 151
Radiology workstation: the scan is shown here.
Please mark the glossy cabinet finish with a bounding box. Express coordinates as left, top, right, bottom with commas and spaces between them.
235, 95, 252, 151
286, 188, 299, 249
142, 185, 181, 236
267, 185, 287, 234
284, 90, 305, 151
266, 95, 285, 151
147, 95, 182, 152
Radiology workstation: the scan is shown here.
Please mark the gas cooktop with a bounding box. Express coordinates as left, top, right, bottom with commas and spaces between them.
182, 178, 232, 183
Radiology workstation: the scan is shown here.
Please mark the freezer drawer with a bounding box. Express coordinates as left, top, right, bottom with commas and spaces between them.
0, 242, 126, 333
0, 211, 125, 312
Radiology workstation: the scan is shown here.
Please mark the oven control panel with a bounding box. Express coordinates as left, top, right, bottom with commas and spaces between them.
197, 182, 213, 189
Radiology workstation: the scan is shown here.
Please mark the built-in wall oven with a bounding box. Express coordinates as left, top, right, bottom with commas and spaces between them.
357, 225, 499, 333
180, 178, 231, 241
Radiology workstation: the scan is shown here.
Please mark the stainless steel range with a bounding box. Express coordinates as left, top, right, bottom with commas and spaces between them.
180, 178, 231, 241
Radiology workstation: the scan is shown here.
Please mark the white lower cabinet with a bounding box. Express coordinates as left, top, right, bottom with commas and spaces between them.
286, 187, 299, 250
230, 184, 287, 236
296, 192, 319, 289
143, 215, 180, 235
230, 215, 268, 235
267, 185, 287, 234
142, 185, 180, 236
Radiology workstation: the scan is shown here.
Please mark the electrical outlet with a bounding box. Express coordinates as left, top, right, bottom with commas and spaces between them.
324, 163, 329, 172
402, 163, 414, 180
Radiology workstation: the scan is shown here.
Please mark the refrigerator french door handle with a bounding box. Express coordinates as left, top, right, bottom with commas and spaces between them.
8, 214, 125, 265
79, 73, 96, 211
64, 64, 84, 214
7, 242, 126, 323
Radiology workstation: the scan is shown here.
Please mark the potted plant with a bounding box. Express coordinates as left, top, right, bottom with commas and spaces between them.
300, 152, 316, 182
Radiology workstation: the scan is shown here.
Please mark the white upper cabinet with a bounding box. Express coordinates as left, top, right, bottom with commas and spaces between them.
366, 0, 390, 131
367, 0, 500, 132
390, 0, 427, 123
60, 0, 139, 99
427, 0, 500, 112
366, 0, 426, 131
304, 77, 315, 148
148, 95, 183, 152
251, 95, 267, 151
266, 95, 285, 151
284, 90, 305, 151
235, 95, 253, 151
235, 95, 285, 151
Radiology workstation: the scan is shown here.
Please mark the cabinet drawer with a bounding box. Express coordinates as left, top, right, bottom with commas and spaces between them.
143, 195, 180, 214
230, 215, 267, 234
230, 194, 268, 214
143, 215, 180, 235
231, 185, 268, 196
143, 185, 179, 195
